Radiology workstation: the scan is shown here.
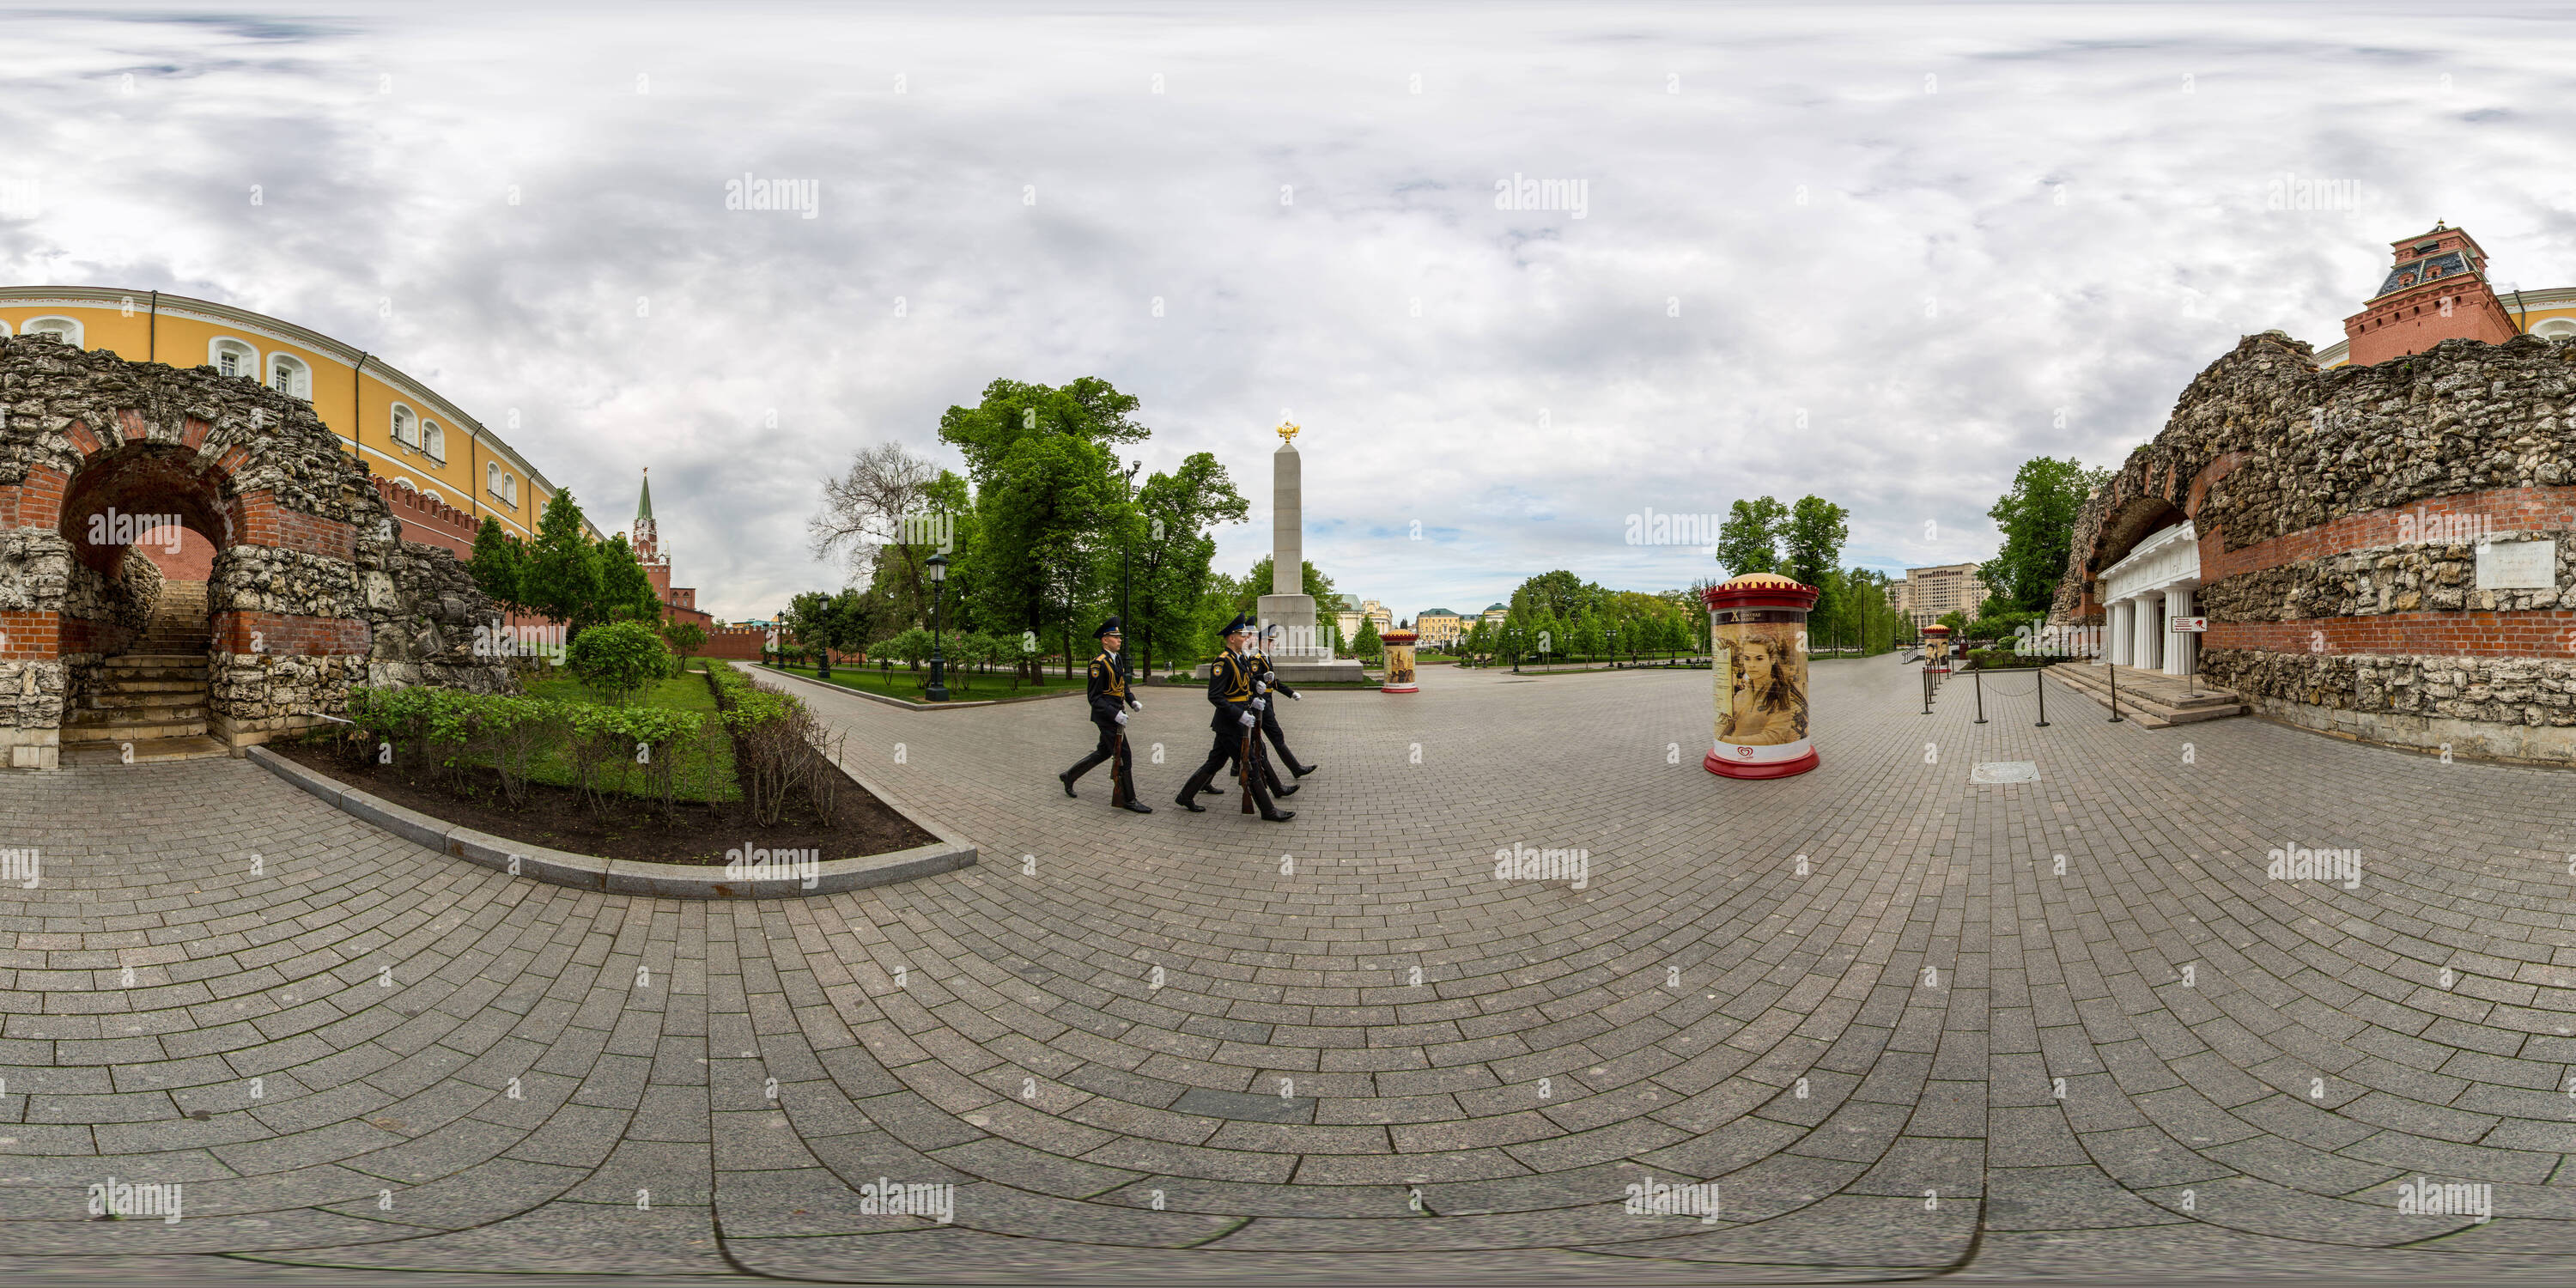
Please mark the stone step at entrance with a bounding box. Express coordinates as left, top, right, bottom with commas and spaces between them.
137, 580, 211, 653
70, 577, 217, 757
2044, 661, 2247, 729
61, 735, 232, 766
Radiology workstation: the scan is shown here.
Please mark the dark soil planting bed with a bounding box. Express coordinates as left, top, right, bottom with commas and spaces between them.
275, 740, 933, 865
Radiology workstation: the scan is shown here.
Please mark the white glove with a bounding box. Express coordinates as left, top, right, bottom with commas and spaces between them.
1290, 692, 1302, 702
1251, 698, 1266, 711
1129, 700, 1141, 712
1254, 678, 1269, 694
1239, 712, 1257, 728
1114, 711, 1128, 726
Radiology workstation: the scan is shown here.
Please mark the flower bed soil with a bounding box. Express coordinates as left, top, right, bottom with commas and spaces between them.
274, 739, 935, 865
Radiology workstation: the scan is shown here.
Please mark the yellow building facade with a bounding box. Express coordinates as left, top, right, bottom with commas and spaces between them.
0, 287, 577, 541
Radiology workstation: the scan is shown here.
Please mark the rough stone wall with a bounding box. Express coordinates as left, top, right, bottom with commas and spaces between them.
2055, 328, 2576, 762
2196, 530, 2574, 621
2, 333, 517, 763
363, 542, 519, 694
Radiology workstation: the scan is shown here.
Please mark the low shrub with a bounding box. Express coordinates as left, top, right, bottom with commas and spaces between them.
706, 659, 847, 828
345, 683, 711, 817
567, 619, 676, 705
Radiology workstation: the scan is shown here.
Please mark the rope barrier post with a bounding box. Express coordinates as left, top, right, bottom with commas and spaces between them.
1921, 666, 1931, 715
1973, 666, 1986, 723
2035, 667, 2050, 726
2107, 662, 2123, 722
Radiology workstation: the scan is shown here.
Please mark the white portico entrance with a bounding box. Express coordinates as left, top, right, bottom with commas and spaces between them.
2097, 521, 2201, 677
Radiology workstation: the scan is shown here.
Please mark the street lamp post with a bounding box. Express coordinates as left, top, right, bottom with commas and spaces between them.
926, 552, 951, 703
1121, 462, 1140, 628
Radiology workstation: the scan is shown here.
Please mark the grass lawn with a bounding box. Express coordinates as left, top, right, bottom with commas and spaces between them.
756, 663, 1083, 702
518, 669, 739, 801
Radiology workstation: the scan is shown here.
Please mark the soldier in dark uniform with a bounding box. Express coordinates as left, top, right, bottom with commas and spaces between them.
1058, 617, 1151, 812
1253, 623, 1319, 779
1174, 614, 1294, 822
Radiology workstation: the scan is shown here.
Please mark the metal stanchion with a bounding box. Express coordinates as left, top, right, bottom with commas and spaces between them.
1973, 667, 1986, 723
2035, 667, 2050, 726
2106, 663, 2123, 722
1921, 667, 1932, 715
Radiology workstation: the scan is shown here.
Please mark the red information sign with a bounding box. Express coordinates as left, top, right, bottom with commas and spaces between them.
2171, 616, 2208, 632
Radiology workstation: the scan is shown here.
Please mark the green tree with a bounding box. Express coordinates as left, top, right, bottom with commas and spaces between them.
1235, 556, 1338, 617
940, 378, 1144, 679
466, 517, 526, 617
1978, 456, 2114, 613
661, 619, 706, 665
1509, 570, 1596, 623
1783, 495, 1850, 590
523, 489, 604, 635
1573, 611, 1606, 663
1133, 453, 1249, 677
1714, 496, 1789, 575
593, 533, 663, 626
1352, 617, 1382, 662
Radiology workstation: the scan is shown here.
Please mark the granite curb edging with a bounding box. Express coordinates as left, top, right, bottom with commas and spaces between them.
247, 744, 976, 897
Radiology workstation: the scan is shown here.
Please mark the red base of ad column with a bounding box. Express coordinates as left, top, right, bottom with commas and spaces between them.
1704, 748, 1820, 779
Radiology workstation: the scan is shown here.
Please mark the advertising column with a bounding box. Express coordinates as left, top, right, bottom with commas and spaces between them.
1702, 573, 1820, 779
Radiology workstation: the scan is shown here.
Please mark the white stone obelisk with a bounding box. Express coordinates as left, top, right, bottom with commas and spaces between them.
1256, 426, 1317, 657
1251, 422, 1362, 680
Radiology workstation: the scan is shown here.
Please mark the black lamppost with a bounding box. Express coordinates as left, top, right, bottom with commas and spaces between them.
1120, 461, 1140, 625
926, 552, 951, 702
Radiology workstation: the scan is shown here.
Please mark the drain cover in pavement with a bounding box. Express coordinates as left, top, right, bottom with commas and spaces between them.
1971, 762, 2039, 784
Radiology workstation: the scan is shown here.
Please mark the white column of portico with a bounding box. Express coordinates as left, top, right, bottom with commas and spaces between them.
2134, 592, 2163, 672
2106, 600, 2132, 665
2164, 586, 2194, 677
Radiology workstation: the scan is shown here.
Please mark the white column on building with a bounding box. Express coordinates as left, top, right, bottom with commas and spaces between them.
2135, 591, 2163, 672
2107, 600, 2132, 665
2164, 586, 2194, 677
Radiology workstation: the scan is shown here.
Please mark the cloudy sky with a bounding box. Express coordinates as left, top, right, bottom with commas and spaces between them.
7, 2, 2575, 621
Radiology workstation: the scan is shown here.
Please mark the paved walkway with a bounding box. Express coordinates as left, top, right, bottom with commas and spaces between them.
3, 657, 2575, 1282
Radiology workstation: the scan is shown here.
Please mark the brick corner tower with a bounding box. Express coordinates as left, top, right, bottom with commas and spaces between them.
2341, 222, 2522, 366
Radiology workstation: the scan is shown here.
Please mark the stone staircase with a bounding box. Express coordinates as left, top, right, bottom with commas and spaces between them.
62, 580, 230, 765
2044, 660, 2247, 729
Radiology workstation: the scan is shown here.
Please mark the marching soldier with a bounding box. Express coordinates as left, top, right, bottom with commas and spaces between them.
1175, 613, 1294, 822
1059, 617, 1151, 813
1253, 623, 1319, 780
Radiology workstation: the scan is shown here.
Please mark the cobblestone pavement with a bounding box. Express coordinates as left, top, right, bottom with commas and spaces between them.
4, 657, 2576, 1283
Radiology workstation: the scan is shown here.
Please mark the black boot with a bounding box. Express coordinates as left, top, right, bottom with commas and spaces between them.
1291, 760, 1318, 778
1059, 769, 1080, 798
1263, 808, 1296, 823
1121, 799, 1154, 814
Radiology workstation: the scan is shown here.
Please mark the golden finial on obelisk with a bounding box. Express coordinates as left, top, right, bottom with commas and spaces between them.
1276, 421, 1300, 446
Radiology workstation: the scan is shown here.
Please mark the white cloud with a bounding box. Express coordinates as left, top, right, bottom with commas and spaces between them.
7, 3, 2573, 621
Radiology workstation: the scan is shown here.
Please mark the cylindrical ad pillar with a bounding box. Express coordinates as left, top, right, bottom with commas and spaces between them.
1922, 623, 1953, 674
1702, 574, 1820, 780
1379, 629, 1419, 693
